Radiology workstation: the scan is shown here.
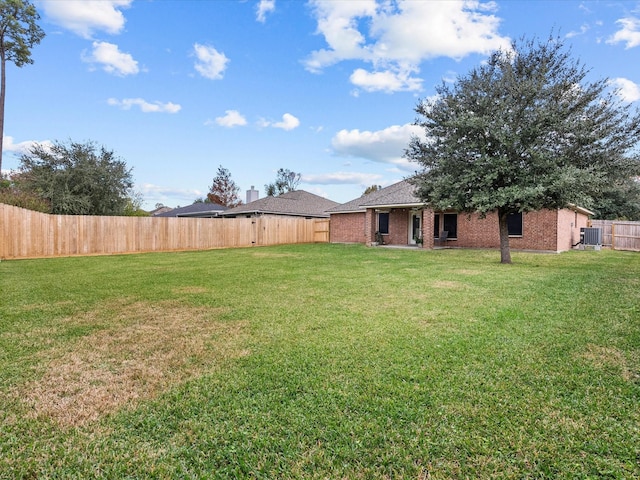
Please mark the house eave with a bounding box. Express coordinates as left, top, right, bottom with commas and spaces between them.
222, 210, 329, 218
567, 204, 595, 217
360, 202, 426, 209
329, 209, 365, 215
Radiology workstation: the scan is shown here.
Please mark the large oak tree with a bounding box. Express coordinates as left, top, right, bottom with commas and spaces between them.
19, 140, 134, 215
406, 36, 640, 263
0, 0, 45, 174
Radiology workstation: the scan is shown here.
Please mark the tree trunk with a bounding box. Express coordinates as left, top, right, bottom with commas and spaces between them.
498, 208, 512, 264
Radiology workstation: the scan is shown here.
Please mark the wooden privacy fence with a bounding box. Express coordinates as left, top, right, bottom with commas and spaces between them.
0, 203, 330, 259
590, 220, 640, 252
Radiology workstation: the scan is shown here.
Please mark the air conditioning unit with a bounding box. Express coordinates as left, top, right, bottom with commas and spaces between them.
580, 227, 602, 250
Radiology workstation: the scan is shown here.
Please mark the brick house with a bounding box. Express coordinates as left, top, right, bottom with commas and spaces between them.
328, 180, 592, 252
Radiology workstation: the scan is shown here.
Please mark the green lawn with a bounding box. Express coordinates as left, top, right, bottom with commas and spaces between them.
1, 244, 639, 479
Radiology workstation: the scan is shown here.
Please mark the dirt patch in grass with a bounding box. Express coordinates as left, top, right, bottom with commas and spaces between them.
17, 300, 249, 427
580, 344, 637, 382
455, 269, 483, 276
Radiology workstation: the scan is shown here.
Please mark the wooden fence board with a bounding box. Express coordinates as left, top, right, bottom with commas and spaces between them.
0, 203, 330, 259
590, 220, 640, 252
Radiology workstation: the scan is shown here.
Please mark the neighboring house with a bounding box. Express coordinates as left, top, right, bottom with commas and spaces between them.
155, 203, 227, 218
220, 190, 339, 218
328, 180, 593, 252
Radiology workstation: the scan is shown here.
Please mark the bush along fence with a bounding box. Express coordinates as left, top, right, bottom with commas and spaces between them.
590, 220, 640, 252
0, 203, 330, 259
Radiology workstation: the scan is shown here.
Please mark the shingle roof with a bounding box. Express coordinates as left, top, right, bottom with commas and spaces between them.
327, 180, 423, 214
220, 190, 339, 218
155, 202, 227, 217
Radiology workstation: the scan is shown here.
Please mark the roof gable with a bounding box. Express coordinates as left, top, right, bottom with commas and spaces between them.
328, 180, 422, 213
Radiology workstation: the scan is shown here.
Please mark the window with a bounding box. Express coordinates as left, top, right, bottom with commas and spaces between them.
443, 213, 457, 239
507, 212, 523, 236
433, 214, 440, 238
378, 212, 389, 235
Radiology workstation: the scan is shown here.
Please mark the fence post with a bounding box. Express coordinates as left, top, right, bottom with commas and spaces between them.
611, 223, 615, 250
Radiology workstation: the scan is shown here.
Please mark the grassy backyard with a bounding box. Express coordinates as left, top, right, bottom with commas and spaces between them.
1, 244, 639, 478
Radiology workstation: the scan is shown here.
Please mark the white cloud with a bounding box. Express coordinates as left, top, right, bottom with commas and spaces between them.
212, 110, 248, 128
82, 41, 139, 76
256, 0, 275, 23
304, 0, 378, 72
273, 113, 300, 130
610, 77, 640, 102
259, 113, 300, 130
138, 183, 203, 208
40, 0, 132, 39
350, 67, 422, 93
302, 171, 384, 185
608, 17, 640, 48
331, 123, 424, 168
107, 98, 181, 113
304, 0, 509, 92
566, 24, 590, 39
2, 136, 53, 155
193, 43, 229, 80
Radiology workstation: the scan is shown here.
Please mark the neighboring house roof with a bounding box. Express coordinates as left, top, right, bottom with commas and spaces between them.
220, 190, 339, 218
328, 180, 423, 214
155, 203, 227, 218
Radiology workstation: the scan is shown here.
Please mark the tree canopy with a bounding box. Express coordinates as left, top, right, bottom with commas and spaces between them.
207, 165, 242, 207
18, 140, 134, 215
265, 168, 301, 196
362, 185, 381, 196
406, 36, 640, 263
0, 0, 45, 174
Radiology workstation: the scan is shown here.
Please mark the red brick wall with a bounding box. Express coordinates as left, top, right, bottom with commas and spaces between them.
422, 208, 435, 249
330, 208, 589, 252
448, 210, 559, 250
365, 209, 376, 245
445, 209, 587, 252
329, 212, 366, 243
556, 208, 589, 251
385, 209, 410, 245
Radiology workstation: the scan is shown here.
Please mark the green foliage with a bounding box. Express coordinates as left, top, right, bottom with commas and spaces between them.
207, 165, 241, 207
0, 0, 46, 173
0, 0, 44, 67
1, 245, 639, 477
264, 168, 301, 196
18, 140, 134, 215
407, 35, 640, 262
0, 173, 49, 211
362, 184, 381, 196
591, 177, 640, 220
122, 189, 149, 216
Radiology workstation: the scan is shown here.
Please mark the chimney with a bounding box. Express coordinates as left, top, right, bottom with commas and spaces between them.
246, 185, 259, 204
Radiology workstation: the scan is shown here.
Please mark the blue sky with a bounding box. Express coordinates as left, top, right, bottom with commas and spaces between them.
3, 0, 640, 209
